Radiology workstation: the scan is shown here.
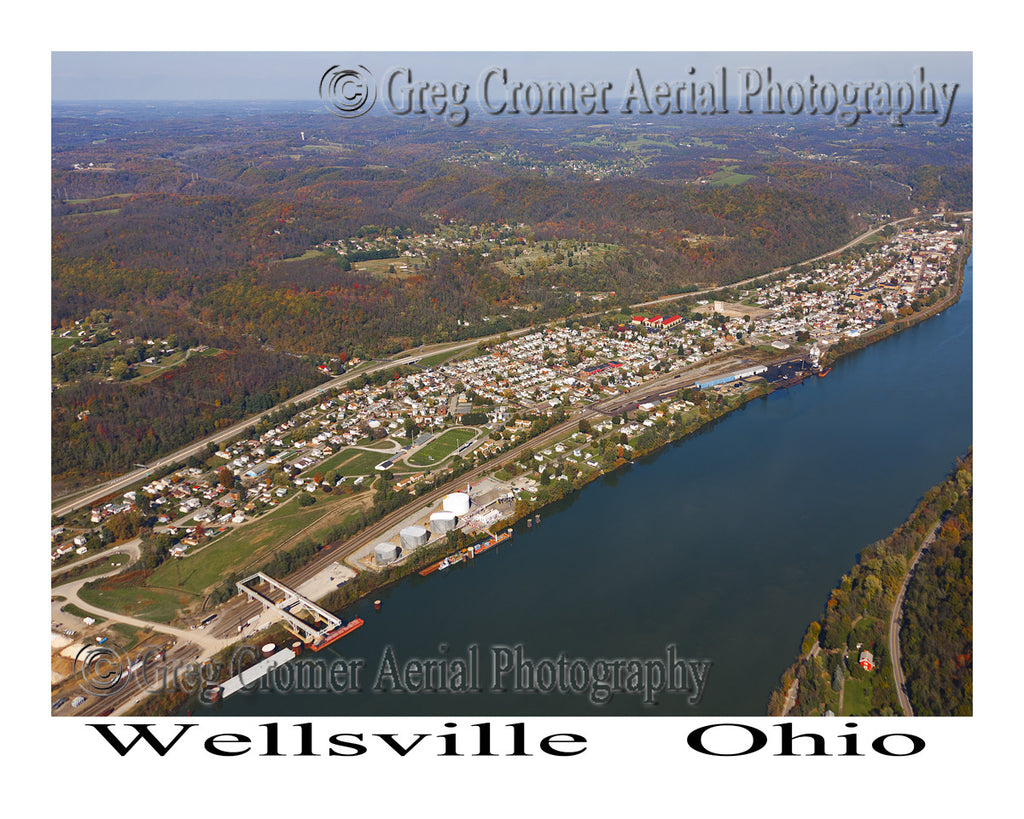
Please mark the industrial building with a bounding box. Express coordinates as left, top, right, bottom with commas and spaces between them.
695, 365, 767, 389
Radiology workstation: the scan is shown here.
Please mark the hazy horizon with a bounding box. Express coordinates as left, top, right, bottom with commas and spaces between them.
53, 51, 972, 102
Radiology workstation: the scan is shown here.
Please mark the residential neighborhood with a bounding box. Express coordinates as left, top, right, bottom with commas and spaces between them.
51, 220, 965, 568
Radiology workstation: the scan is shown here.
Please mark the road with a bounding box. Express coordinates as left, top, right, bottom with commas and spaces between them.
202, 356, 768, 640
889, 519, 941, 716
50, 333, 530, 518
52, 210, 971, 521
51, 539, 141, 579
52, 571, 233, 656
630, 210, 973, 311
57, 347, 795, 647
52, 552, 232, 717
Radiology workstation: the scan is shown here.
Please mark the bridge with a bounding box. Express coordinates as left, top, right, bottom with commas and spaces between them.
236, 572, 342, 645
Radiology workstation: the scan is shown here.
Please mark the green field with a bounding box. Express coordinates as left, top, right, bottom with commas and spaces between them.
51, 336, 75, 355
313, 447, 394, 477
689, 137, 727, 150
52, 552, 131, 586
406, 427, 477, 466
132, 346, 220, 383
145, 499, 327, 594
273, 249, 325, 264
106, 622, 152, 651
842, 676, 873, 716
709, 164, 754, 187
78, 584, 191, 624
493, 239, 620, 279
352, 256, 424, 278
418, 347, 468, 368
60, 602, 107, 623
78, 485, 371, 623
623, 134, 677, 151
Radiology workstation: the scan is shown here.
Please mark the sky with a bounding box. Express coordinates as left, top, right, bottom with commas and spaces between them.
51, 51, 972, 102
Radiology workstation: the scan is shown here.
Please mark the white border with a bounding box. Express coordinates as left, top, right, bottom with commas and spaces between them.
18, 1, 1019, 813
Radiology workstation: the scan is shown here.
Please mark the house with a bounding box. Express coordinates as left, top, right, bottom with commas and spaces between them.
859, 650, 875, 671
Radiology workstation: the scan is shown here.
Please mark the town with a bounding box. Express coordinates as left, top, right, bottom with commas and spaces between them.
50, 217, 967, 715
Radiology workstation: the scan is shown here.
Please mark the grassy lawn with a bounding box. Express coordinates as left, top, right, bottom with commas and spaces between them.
352, 256, 425, 278
366, 438, 400, 450
842, 676, 874, 716
145, 500, 326, 594
314, 447, 394, 477
52, 336, 76, 355
709, 164, 754, 187
106, 622, 152, 651
78, 584, 191, 624
338, 448, 396, 476
406, 427, 477, 466
78, 488, 371, 622
60, 602, 107, 623
418, 347, 467, 368
273, 249, 325, 264
132, 347, 220, 384
52, 552, 131, 587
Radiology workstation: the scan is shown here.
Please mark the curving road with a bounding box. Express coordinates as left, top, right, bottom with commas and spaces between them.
889, 519, 941, 716
52, 570, 233, 657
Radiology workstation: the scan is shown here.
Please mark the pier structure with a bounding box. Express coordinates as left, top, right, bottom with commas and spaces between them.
236, 572, 342, 645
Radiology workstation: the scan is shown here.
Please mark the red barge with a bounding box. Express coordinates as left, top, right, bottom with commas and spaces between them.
307, 618, 364, 651
418, 529, 513, 576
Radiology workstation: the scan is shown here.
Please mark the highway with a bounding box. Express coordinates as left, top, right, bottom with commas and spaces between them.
50, 333, 536, 518
52, 210, 970, 521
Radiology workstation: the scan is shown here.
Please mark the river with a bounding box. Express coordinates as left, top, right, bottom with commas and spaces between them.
213, 253, 972, 717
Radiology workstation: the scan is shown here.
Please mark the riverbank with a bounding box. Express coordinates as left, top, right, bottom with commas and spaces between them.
768, 451, 972, 717
117, 230, 966, 716
496, 238, 972, 536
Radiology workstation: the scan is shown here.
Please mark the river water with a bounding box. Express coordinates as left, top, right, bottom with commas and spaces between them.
215, 254, 972, 717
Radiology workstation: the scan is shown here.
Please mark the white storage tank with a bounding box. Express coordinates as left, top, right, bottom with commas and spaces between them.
374, 542, 399, 566
442, 492, 471, 516
429, 511, 458, 534
400, 525, 430, 550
